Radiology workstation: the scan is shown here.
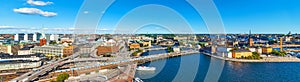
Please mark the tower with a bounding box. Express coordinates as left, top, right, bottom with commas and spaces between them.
280, 37, 283, 52
249, 30, 254, 47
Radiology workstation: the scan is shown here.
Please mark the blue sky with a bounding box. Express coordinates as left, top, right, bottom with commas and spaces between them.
0, 0, 299, 34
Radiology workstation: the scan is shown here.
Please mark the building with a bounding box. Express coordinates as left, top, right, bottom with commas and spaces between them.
50, 34, 59, 41
14, 34, 19, 41
173, 47, 180, 53
0, 53, 44, 71
232, 50, 253, 58
142, 40, 151, 47
24, 34, 28, 41
40, 38, 47, 46
60, 38, 74, 43
30, 45, 73, 58
249, 30, 254, 47
63, 46, 74, 57
280, 37, 283, 52
18, 33, 25, 41
0, 44, 20, 55
18, 46, 34, 55
129, 43, 140, 49
97, 46, 119, 56
262, 47, 273, 54
0, 61, 42, 71
216, 46, 233, 58
249, 47, 256, 52
32, 32, 42, 42
256, 47, 262, 54
211, 45, 217, 53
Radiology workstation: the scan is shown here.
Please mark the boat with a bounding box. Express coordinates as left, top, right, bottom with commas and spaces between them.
136, 66, 156, 71
134, 77, 144, 82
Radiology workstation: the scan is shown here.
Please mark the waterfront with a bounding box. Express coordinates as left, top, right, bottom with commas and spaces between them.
136, 54, 300, 82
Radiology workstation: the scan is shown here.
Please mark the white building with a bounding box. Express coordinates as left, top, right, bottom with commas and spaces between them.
30, 45, 64, 57
14, 34, 19, 41
216, 46, 233, 58
0, 61, 42, 71
33, 33, 37, 41
173, 47, 181, 53
249, 48, 256, 52
24, 34, 28, 41
50, 34, 59, 41
18, 50, 32, 55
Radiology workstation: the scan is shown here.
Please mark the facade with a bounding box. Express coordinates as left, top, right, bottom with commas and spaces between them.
18, 50, 31, 55
129, 43, 140, 49
256, 47, 262, 54
32, 33, 42, 42
18, 33, 25, 41
30, 45, 70, 58
0, 61, 42, 71
24, 34, 28, 41
97, 46, 119, 56
50, 34, 59, 41
262, 47, 273, 54
173, 47, 180, 53
0, 45, 20, 55
249, 48, 256, 52
142, 41, 151, 47
63, 46, 74, 57
0, 53, 44, 70
60, 38, 74, 43
232, 50, 253, 58
14, 34, 19, 41
249, 38, 254, 47
40, 38, 47, 46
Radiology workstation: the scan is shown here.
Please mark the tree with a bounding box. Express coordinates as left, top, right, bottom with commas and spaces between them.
56, 73, 69, 82
167, 46, 174, 53
49, 41, 57, 45
271, 50, 286, 56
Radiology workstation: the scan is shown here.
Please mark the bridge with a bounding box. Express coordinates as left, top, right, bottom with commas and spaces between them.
11, 42, 103, 82
48, 50, 199, 75
13, 49, 198, 82
11, 39, 198, 82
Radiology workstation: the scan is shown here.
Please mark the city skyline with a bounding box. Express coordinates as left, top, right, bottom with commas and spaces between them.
0, 0, 300, 34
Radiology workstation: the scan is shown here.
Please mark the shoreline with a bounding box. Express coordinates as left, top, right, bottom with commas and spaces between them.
201, 52, 300, 62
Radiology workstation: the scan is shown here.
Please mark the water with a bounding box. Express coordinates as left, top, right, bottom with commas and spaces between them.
136, 54, 300, 82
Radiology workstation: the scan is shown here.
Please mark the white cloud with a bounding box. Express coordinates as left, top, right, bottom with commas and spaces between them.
83, 11, 89, 14
13, 8, 57, 17
98, 28, 111, 31
27, 0, 53, 6
0, 26, 14, 28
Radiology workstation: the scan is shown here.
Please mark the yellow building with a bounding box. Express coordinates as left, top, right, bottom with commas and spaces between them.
232, 50, 253, 58
262, 47, 273, 54
130, 43, 140, 49
63, 46, 73, 57
142, 41, 151, 47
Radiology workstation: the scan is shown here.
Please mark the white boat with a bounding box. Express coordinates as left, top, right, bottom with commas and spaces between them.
134, 77, 143, 82
136, 66, 156, 71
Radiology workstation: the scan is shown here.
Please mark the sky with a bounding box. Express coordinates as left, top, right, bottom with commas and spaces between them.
0, 0, 299, 34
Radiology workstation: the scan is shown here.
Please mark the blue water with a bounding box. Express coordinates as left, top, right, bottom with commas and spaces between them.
136, 54, 300, 82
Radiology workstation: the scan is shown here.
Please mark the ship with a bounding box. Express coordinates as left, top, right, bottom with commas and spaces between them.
136, 66, 156, 71
134, 77, 144, 82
